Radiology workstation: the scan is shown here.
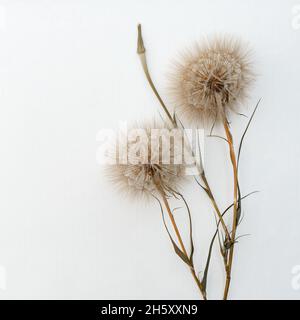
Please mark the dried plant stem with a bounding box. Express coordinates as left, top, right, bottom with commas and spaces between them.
137, 24, 174, 124
136, 24, 230, 240
200, 172, 231, 242
223, 119, 239, 300
160, 193, 187, 256
159, 189, 207, 300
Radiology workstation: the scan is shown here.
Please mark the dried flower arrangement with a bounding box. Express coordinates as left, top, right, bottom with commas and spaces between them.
106, 24, 260, 300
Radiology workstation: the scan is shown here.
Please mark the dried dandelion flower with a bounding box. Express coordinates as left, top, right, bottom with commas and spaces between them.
169, 36, 254, 125
106, 121, 186, 199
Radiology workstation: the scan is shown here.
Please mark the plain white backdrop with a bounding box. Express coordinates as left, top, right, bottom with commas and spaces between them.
0, 0, 300, 299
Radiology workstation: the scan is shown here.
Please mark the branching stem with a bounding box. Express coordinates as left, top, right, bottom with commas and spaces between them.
137, 24, 230, 240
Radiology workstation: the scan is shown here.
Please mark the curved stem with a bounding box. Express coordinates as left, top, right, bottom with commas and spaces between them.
137, 24, 174, 124
137, 24, 230, 240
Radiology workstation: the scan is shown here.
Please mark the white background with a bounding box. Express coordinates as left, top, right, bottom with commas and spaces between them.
0, 0, 300, 300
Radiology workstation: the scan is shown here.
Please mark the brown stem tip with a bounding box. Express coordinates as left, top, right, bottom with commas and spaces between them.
137, 24, 145, 54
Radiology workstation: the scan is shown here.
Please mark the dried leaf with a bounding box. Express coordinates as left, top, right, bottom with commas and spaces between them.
207, 134, 229, 143
154, 196, 192, 267
201, 191, 258, 288
171, 239, 193, 267
222, 191, 259, 217
194, 177, 207, 192
201, 225, 218, 290
176, 192, 194, 263
237, 98, 261, 171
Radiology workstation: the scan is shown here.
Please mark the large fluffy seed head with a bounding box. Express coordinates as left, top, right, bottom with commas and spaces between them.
106, 121, 185, 200
170, 36, 253, 125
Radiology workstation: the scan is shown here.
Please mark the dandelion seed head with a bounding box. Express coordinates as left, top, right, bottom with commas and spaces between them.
106, 120, 186, 200
169, 36, 254, 125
